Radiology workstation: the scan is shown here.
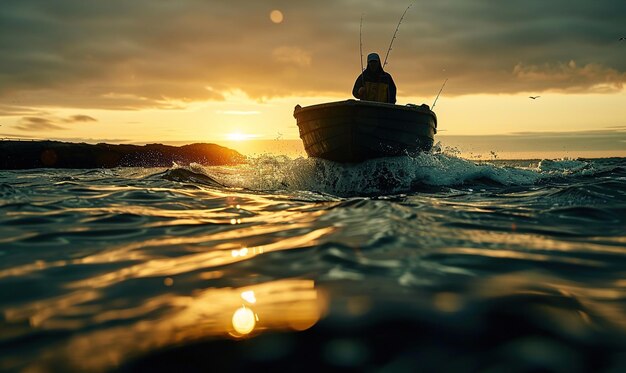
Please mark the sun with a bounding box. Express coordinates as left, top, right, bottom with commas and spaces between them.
226, 133, 257, 141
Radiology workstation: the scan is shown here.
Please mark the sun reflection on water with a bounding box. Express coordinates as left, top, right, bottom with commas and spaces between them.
241, 290, 257, 304
231, 247, 250, 257
16, 279, 325, 371
232, 306, 256, 335
226, 280, 323, 337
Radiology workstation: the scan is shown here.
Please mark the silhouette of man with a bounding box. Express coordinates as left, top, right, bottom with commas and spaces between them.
352, 53, 397, 104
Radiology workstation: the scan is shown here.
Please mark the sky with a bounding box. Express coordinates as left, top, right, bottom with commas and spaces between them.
1, 0, 625, 158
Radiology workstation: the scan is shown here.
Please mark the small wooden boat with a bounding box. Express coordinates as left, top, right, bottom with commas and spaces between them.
293, 100, 437, 163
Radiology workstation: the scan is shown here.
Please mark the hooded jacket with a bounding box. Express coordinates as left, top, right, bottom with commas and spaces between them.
352, 66, 397, 104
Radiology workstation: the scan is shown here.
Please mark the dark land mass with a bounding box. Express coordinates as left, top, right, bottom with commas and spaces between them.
0, 141, 246, 169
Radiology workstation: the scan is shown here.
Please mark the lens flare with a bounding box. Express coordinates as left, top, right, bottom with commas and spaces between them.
270, 10, 283, 24
232, 306, 256, 334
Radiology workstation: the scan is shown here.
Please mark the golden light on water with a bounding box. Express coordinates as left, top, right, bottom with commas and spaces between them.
0, 226, 334, 289
270, 10, 283, 24
232, 306, 256, 335
241, 290, 257, 304
226, 280, 323, 337
1, 225, 333, 352
231, 247, 250, 257
17, 279, 327, 369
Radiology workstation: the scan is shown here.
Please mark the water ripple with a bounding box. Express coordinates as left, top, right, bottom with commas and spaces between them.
0, 157, 625, 371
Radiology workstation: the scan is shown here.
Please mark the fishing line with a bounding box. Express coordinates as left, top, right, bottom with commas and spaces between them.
383, 3, 414, 68
432, 78, 448, 109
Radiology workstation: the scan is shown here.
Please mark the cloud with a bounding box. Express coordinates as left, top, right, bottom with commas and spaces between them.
64, 115, 98, 123
0, 133, 129, 143
0, 0, 624, 109
272, 46, 312, 67
0, 104, 46, 117
13, 113, 99, 131
15, 116, 66, 131
512, 60, 625, 93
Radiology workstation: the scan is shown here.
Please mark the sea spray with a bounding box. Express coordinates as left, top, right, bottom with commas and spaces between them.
185, 152, 546, 196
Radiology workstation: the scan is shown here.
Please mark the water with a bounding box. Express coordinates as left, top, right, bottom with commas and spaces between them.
1, 153, 625, 372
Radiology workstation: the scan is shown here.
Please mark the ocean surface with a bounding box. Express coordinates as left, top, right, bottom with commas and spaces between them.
1, 151, 625, 372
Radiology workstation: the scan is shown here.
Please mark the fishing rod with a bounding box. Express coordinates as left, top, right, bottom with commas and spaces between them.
432, 78, 448, 109
359, 14, 365, 86
383, 2, 414, 68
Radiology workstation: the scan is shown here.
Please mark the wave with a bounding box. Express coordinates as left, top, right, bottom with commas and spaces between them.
153, 153, 625, 197
156, 164, 226, 188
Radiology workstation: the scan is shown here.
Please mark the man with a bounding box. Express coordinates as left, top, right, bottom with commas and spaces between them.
352, 53, 397, 104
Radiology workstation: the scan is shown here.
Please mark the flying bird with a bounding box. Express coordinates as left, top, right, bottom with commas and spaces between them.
529, 96, 540, 99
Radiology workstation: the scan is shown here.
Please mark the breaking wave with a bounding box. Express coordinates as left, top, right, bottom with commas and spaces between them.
159, 152, 622, 197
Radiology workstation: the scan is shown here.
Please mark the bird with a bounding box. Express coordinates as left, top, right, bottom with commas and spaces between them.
275, 132, 283, 140
620, 37, 625, 41
529, 96, 540, 99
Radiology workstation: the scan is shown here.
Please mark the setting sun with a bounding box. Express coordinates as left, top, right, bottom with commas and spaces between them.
226, 133, 258, 141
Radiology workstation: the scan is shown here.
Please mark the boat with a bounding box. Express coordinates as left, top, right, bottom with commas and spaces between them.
294, 100, 437, 163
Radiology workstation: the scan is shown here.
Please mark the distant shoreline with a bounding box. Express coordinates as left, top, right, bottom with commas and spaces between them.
1, 139, 623, 167
0, 140, 245, 169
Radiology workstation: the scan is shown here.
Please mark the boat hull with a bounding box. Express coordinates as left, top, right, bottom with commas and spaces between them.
294, 100, 437, 163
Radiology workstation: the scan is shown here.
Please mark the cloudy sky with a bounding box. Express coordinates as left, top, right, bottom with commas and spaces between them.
1, 0, 625, 157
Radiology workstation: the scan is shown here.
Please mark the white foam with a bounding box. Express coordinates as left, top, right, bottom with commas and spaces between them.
536, 159, 589, 174
188, 152, 549, 196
